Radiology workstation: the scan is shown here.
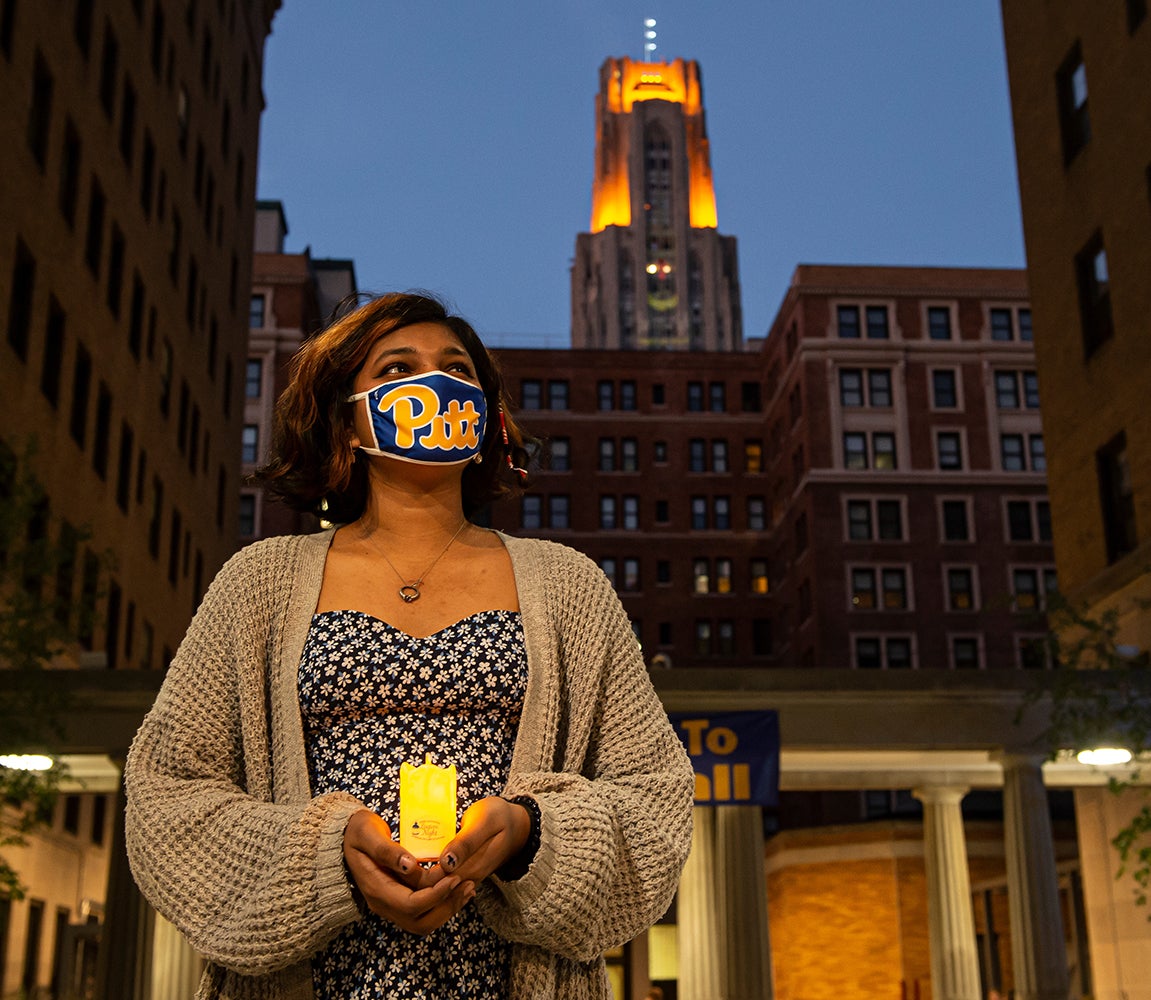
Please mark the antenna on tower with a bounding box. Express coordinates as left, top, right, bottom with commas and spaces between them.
643, 17, 657, 61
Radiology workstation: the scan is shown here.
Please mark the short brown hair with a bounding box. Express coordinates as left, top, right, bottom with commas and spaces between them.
255, 292, 536, 523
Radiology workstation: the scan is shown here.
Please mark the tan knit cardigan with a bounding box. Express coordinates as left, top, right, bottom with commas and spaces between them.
124, 529, 694, 1000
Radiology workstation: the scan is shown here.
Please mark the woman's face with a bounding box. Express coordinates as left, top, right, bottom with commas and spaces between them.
348, 321, 483, 454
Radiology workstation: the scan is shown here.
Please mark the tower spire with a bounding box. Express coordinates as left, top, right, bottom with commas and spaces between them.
643, 17, 657, 61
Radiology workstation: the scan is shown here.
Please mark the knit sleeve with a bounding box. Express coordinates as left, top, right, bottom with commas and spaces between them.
477, 549, 694, 961
124, 541, 364, 976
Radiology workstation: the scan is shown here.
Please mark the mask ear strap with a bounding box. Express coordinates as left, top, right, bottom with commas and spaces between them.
499, 408, 529, 483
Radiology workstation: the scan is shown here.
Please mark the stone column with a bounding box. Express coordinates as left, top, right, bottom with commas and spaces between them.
999, 753, 1070, 1000
716, 805, 773, 1000
678, 806, 725, 1000
911, 785, 981, 1000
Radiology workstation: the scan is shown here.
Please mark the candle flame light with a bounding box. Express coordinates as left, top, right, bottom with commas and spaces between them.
399, 753, 458, 860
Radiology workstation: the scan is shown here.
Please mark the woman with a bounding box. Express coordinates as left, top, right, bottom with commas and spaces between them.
124, 292, 694, 999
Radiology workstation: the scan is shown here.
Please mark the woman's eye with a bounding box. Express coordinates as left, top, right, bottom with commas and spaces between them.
380, 362, 408, 375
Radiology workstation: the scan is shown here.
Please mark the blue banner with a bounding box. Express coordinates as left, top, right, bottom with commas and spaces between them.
668, 710, 780, 807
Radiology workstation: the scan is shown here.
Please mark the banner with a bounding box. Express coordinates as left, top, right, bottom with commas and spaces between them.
668, 710, 780, 807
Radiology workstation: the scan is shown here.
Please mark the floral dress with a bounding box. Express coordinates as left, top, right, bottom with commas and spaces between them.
298, 609, 528, 999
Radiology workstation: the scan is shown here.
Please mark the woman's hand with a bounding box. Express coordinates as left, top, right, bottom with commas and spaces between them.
427, 796, 531, 885
342, 809, 476, 935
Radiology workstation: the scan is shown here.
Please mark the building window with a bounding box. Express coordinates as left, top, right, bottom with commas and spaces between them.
691, 496, 707, 530
709, 382, 726, 412
70, 343, 92, 447
522, 495, 542, 529
598, 438, 616, 472
622, 495, 639, 530
747, 497, 766, 531
693, 559, 709, 594
600, 557, 617, 587
714, 497, 731, 530
238, 494, 256, 537
687, 381, 704, 411
597, 380, 614, 411
599, 496, 617, 530
873, 433, 897, 470
937, 432, 963, 471
868, 370, 892, 407
7, 238, 36, 362
1075, 232, 1112, 355
615, 437, 635, 472
695, 620, 712, 655
851, 570, 877, 609
622, 557, 640, 592
927, 306, 952, 341
85, 177, 106, 277
40, 297, 66, 406
844, 433, 867, 470
521, 379, 541, 410
745, 440, 763, 473
840, 369, 863, 407
947, 567, 976, 610
652, 383, 666, 406
837, 305, 861, 339
688, 439, 706, 473
847, 499, 902, 541
1097, 432, 1137, 563
547, 437, 570, 472
240, 424, 259, 464
711, 440, 728, 473
28, 51, 54, 170
1012, 567, 1059, 613
741, 381, 762, 412
941, 499, 971, 542
1128, 0, 1147, 33
855, 636, 913, 669
1057, 42, 1091, 163
244, 358, 262, 398
750, 560, 769, 595
548, 380, 569, 410
1029, 435, 1046, 472
655, 499, 669, 523
952, 637, 980, 670
653, 441, 668, 464
932, 370, 958, 409
248, 293, 265, 329
866, 306, 890, 340
619, 380, 637, 411
548, 494, 570, 529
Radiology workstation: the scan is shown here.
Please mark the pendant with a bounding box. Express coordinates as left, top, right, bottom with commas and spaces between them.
399, 584, 421, 603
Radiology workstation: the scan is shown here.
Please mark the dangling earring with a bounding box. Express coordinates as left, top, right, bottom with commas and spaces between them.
499, 408, 529, 483
472, 453, 483, 464
319, 497, 333, 530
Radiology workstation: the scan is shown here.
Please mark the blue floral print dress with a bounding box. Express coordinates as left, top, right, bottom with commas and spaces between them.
298, 609, 528, 999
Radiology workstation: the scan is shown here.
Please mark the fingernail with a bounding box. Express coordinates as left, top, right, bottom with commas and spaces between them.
398, 856, 414, 874
443, 852, 458, 871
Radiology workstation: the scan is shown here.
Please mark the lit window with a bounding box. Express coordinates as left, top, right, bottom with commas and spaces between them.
947, 568, 975, 610
873, 433, 897, 470
716, 558, 732, 594
745, 440, 763, 473
852, 569, 877, 609
750, 559, 769, 595
693, 558, 709, 594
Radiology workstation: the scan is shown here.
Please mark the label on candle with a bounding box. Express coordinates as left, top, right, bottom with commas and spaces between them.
399, 755, 458, 861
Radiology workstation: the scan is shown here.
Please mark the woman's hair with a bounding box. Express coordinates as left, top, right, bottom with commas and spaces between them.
255, 291, 537, 523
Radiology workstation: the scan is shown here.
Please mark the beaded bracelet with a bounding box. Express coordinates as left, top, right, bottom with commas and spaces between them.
497, 794, 541, 881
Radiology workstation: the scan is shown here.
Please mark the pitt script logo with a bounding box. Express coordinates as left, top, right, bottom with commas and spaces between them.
375, 383, 482, 453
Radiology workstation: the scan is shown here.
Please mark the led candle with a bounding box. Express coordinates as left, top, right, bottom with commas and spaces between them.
399, 754, 458, 861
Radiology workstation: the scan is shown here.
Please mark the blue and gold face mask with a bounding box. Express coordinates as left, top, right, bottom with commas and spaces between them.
347, 371, 487, 464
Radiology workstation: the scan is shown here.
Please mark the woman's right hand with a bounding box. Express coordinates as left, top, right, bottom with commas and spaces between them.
342, 809, 476, 935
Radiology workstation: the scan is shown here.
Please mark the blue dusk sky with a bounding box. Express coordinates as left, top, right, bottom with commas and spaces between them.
255, 1, 1025, 346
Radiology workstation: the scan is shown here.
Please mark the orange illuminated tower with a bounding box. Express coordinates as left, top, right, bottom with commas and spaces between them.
571, 57, 743, 350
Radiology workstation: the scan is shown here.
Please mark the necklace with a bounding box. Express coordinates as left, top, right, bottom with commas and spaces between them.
371, 519, 469, 603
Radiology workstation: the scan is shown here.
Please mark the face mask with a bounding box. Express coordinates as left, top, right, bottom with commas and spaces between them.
347, 370, 488, 464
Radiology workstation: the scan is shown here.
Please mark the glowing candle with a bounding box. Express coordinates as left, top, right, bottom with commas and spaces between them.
399, 754, 458, 860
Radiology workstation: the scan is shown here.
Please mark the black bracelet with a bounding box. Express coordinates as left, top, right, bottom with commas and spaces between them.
497, 795, 541, 881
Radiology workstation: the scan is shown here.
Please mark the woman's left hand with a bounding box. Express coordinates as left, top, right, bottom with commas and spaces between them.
420, 796, 531, 887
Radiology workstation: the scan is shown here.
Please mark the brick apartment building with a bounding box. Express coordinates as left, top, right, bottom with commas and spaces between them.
490, 264, 1053, 677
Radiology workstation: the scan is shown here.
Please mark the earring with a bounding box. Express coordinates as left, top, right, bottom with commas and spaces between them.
472, 453, 483, 464
498, 408, 529, 483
